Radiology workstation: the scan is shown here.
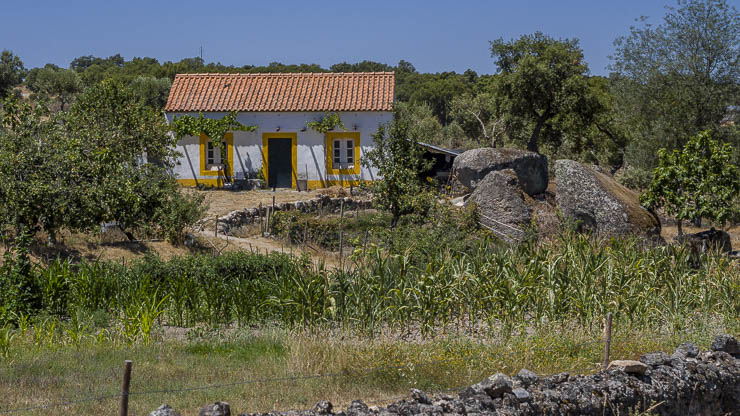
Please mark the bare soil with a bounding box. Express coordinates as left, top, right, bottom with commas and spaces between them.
186, 186, 356, 218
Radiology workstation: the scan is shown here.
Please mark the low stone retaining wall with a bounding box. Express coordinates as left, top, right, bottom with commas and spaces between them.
213, 195, 373, 234
151, 334, 740, 416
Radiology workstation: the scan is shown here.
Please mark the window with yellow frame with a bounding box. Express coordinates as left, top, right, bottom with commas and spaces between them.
199, 133, 234, 177
325, 132, 360, 175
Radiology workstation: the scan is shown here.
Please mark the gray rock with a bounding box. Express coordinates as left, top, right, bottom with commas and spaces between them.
410, 389, 432, 405
312, 400, 333, 415
554, 159, 661, 237
346, 400, 368, 416
150, 404, 181, 416
452, 147, 548, 195
674, 342, 699, 358
475, 373, 513, 399
516, 368, 539, 387
512, 387, 531, 402
466, 170, 532, 240
676, 228, 732, 255
640, 352, 671, 367
200, 402, 230, 416
607, 359, 649, 375
711, 334, 739, 355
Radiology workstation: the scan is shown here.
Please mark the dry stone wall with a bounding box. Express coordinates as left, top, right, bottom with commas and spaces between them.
212, 195, 373, 234
152, 334, 740, 416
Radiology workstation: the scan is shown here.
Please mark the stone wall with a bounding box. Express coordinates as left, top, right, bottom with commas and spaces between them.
213, 195, 373, 234
152, 334, 740, 416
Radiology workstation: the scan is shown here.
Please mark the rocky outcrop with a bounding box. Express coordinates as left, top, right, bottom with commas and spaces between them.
453, 148, 548, 196
152, 335, 740, 416
676, 228, 732, 254
466, 170, 532, 241
555, 160, 661, 238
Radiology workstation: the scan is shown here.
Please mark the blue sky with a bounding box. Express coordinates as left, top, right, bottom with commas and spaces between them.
2, 0, 725, 75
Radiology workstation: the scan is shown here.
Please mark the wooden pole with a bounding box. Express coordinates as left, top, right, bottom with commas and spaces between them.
339, 200, 345, 270
119, 360, 132, 416
214, 216, 218, 237
601, 312, 613, 371
258, 202, 263, 232
303, 220, 308, 254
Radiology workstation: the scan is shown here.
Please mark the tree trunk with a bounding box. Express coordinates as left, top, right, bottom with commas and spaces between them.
677, 220, 683, 237
390, 206, 399, 229
528, 116, 547, 153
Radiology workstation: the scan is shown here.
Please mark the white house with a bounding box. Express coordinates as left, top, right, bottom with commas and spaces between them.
164, 72, 394, 189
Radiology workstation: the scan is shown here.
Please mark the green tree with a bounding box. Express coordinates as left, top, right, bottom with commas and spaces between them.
450, 92, 504, 148
362, 103, 434, 227
0, 50, 25, 97
330, 61, 394, 72
490, 32, 599, 153
611, 0, 740, 170
0, 81, 205, 243
129, 76, 172, 109
26, 65, 82, 111
641, 131, 739, 235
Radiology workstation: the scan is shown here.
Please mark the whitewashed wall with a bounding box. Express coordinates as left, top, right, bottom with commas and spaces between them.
164, 111, 392, 188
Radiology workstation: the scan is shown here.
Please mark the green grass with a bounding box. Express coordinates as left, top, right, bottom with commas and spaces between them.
0, 326, 729, 416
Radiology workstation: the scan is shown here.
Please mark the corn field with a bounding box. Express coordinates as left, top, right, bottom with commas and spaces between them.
4, 234, 739, 337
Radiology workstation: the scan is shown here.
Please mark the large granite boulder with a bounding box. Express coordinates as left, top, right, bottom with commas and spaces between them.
453, 148, 548, 195
555, 160, 660, 237
675, 228, 732, 254
466, 170, 532, 241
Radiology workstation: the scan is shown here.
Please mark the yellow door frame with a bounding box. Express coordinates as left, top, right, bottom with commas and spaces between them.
262, 132, 298, 189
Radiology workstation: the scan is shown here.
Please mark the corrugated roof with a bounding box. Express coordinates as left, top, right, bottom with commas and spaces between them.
165, 72, 395, 112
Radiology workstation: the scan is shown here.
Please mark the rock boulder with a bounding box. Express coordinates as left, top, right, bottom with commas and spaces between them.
554, 160, 661, 237
675, 228, 732, 254
466, 170, 532, 241
453, 148, 548, 195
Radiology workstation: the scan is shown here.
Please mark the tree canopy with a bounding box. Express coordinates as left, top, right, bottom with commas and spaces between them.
489, 32, 600, 154
0, 81, 204, 243
26, 64, 82, 110
362, 103, 434, 226
641, 130, 739, 235
0, 50, 25, 97
611, 0, 740, 170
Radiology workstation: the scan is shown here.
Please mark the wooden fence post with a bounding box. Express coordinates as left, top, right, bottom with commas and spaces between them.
119, 360, 132, 416
601, 312, 613, 371
339, 200, 345, 270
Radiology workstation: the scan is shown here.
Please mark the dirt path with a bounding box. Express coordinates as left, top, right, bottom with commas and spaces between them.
198, 231, 341, 268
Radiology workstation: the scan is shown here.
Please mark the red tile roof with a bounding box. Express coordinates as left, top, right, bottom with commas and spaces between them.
165, 72, 395, 112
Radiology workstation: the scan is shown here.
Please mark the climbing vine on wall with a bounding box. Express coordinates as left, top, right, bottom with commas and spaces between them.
306, 112, 345, 134
171, 111, 257, 149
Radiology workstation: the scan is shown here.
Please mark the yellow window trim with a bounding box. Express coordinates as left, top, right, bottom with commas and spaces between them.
325, 131, 361, 175
261, 132, 298, 189
199, 133, 234, 177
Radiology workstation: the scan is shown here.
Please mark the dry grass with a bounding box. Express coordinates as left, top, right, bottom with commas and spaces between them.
0, 327, 722, 416
0, 229, 200, 264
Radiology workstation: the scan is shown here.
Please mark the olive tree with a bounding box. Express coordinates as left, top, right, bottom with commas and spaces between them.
611, 0, 740, 170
